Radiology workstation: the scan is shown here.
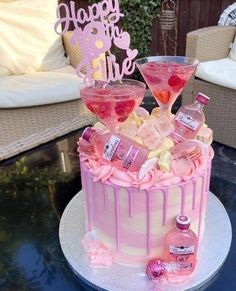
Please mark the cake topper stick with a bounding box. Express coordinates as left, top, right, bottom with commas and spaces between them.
55, 0, 138, 83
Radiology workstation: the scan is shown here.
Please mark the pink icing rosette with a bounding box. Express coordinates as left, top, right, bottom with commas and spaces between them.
78, 136, 213, 189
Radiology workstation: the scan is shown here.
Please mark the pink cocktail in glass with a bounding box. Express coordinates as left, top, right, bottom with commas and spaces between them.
136, 56, 198, 116
80, 79, 146, 130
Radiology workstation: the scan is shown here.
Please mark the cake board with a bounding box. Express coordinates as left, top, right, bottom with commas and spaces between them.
59, 191, 232, 291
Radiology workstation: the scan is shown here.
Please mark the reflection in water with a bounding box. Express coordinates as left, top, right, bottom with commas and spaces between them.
0, 130, 86, 290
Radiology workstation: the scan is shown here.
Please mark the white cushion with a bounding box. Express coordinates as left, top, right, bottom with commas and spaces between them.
195, 58, 236, 90
229, 36, 236, 61
0, 66, 83, 108
0, 67, 10, 76
0, 0, 69, 75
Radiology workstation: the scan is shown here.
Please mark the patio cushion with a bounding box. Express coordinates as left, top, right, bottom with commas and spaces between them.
195, 58, 236, 90
0, 66, 83, 108
0, 67, 10, 76
229, 36, 236, 61
0, 0, 69, 75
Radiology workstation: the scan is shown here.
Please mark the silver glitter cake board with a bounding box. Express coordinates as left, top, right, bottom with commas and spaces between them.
59, 191, 232, 291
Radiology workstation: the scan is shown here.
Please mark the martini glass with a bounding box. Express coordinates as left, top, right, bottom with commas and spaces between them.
135, 56, 198, 117
80, 79, 146, 130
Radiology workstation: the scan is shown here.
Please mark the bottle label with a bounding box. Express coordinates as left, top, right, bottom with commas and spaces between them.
103, 135, 121, 161
169, 245, 195, 255
175, 112, 200, 131
123, 146, 139, 169
178, 262, 193, 270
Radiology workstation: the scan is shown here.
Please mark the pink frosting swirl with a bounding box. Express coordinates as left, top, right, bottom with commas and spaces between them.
78, 139, 213, 189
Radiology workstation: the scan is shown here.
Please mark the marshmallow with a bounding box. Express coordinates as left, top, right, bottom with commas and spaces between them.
196, 127, 213, 145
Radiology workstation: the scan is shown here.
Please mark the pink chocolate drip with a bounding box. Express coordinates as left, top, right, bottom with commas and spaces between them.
146, 190, 151, 255
114, 188, 120, 251
204, 166, 211, 209
192, 179, 197, 210
180, 184, 187, 215
93, 182, 97, 220
128, 189, 133, 217
82, 169, 92, 231
80, 159, 213, 265
197, 174, 206, 238
162, 188, 168, 226
103, 184, 109, 211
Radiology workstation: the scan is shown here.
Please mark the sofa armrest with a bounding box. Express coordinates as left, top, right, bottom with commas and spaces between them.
186, 26, 236, 62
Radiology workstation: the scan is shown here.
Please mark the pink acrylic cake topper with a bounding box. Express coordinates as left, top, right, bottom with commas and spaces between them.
55, 0, 138, 83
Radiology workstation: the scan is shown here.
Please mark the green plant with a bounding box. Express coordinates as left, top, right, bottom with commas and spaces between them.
88, 0, 161, 79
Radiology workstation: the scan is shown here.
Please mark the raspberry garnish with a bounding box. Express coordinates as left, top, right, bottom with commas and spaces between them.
115, 100, 135, 116
153, 90, 170, 104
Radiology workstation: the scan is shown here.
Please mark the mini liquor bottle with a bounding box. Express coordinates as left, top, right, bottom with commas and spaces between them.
82, 127, 149, 172
169, 93, 210, 142
164, 215, 198, 282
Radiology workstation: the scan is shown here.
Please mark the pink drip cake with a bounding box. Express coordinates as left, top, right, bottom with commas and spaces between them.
79, 109, 214, 267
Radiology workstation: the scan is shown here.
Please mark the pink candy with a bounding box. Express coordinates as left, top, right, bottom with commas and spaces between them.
146, 258, 166, 281
138, 122, 162, 150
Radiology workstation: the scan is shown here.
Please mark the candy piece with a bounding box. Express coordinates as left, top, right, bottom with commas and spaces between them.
146, 258, 166, 281
196, 127, 213, 145
158, 150, 171, 172
138, 157, 158, 179
161, 137, 175, 151
153, 89, 170, 104
134, 107, 149, 118
138, 121, 162, 150
133, 113, 143, 127
146, 258, 180, 282
154, 115, 174, 138
151, 107, 160, 118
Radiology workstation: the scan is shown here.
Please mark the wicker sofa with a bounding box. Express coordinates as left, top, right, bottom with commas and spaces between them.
182, 26, 236, 148
0, 32, 97, 161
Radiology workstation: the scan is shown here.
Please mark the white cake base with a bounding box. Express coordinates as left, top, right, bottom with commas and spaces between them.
59, 191, 232, 291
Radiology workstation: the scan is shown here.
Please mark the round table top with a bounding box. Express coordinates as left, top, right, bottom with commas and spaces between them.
0, 129, 235, 291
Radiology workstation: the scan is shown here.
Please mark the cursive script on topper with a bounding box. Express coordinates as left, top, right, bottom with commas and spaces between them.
54, 0, 138, 83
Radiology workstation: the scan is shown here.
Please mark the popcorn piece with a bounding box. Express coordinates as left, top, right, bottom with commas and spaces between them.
158, 150, 171, 173
133, 136, 144, 145
139, 157, 158, 179
196, 127, 213, 145
161, 137, 175, 151
151, 107, 160, 118
147, 138, 174, 159
133, 113, 143, 127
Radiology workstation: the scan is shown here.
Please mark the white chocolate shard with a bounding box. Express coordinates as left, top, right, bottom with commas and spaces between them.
138, 157, 158, 179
